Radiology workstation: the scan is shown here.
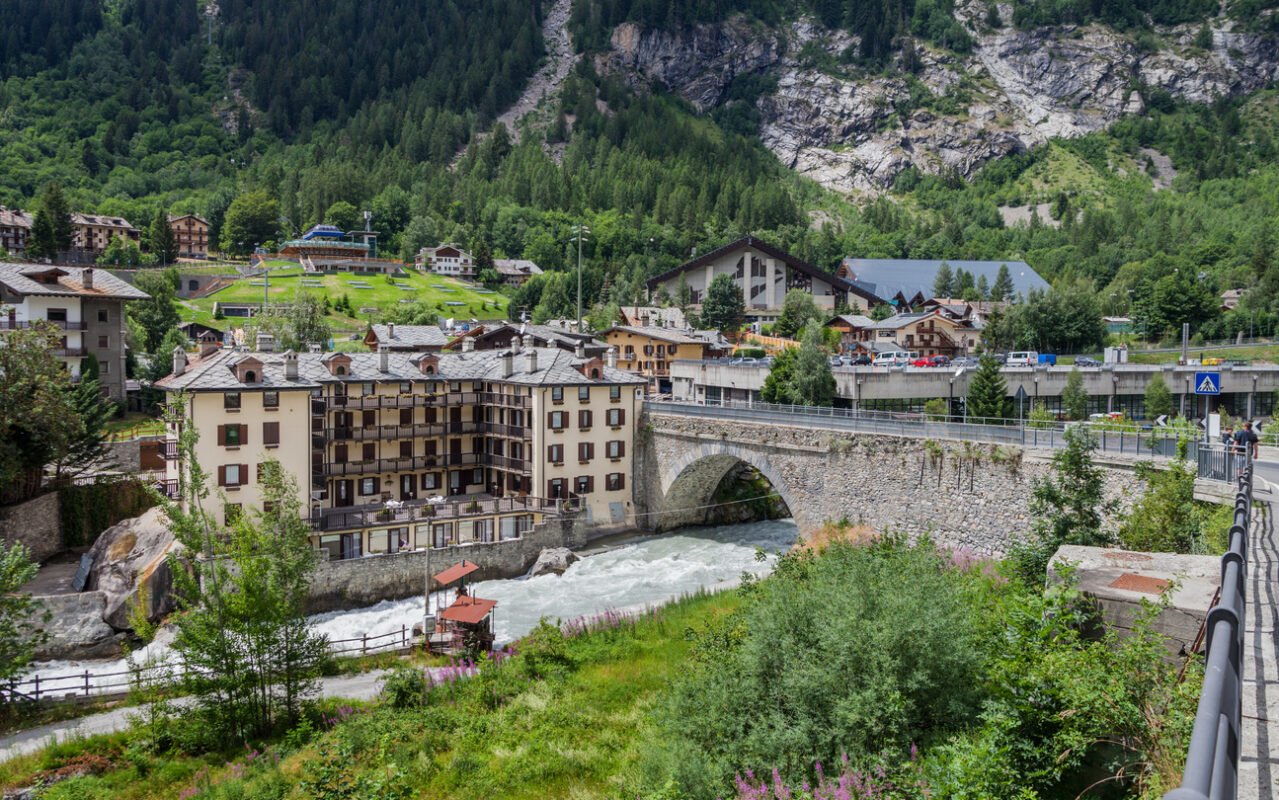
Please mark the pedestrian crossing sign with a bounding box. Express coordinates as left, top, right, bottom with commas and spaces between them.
1193, 372, 1221, 395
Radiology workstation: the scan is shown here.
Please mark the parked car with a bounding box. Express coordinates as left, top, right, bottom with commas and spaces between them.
730, 357, 760, 366
1073, 356, 1100, 367
950, 356, 980, 368
850, 354, 872, 365
1005, 351, 1040, 366
829, 356, 845, 368
872, 352, 911, 367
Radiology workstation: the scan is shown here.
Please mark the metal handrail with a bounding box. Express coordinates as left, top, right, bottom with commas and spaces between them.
1164, 465, 1252, 800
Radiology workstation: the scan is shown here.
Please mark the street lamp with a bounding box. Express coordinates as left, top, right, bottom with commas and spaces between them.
571, 224, 591, 333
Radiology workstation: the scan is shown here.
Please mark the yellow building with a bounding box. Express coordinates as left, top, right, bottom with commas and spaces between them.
157, 342, 644, 560
601, 325, 727, 393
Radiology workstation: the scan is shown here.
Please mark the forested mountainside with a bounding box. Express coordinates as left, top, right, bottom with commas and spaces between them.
4, 0, 1279, 345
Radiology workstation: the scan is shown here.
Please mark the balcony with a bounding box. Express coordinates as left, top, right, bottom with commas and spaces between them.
52, 347, 88, 357
160, 441, 180, 460
0, 319, 87, 331
312, 494, 562, 533
155, 479, 180, 500
316, 421, 529, 443
322, 452, 488, 477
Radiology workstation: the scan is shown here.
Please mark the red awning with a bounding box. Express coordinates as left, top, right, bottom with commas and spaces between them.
439, 595, 496, 625
433, 560, 479, 587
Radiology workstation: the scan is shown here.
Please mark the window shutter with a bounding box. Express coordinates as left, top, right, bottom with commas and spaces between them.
239, 424, 248, 446
588, 476, 595, 492
240, 465, 248, 486
589, 442, 595, 459
617, 474, 625, 490
618, 409, 625, 425
547, 411, 555, 428
217, 465, 226, 486
263, 422, 279, 445
618, 441, 625, 457
217, 425, 226, 446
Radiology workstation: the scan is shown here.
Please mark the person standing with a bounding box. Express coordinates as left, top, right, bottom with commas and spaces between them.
1237, 421, 1260, 462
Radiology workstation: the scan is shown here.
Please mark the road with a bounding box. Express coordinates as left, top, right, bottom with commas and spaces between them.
0, 669, 394, 763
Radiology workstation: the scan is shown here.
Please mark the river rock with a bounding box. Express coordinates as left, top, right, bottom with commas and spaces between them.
28, 592, 124, 660
86, 507, 182, 631
528, 547, 580, 577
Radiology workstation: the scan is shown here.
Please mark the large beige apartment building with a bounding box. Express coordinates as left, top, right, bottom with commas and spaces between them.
157, 342, 644, 561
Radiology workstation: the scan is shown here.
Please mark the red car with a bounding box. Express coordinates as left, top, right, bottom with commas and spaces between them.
911, 355, 950, 367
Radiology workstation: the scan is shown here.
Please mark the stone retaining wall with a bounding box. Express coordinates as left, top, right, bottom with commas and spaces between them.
0, 492, 62, 564
640, 412, 1150, 555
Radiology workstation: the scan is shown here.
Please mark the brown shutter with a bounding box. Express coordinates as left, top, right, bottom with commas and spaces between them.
587, 476, 595, 493
217, 425, 226, 446
240, 465, 248, 486
239, 424, 248, 446
263, 421, 279, 445
588, 442, 595, 459
547, 411, 554, 428
618, 409, 625, 425
616, 474, 625, 490
217, 465, 226, 486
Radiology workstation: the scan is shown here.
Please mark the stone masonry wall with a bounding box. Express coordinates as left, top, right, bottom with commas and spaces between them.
306, 516, 587, 613
640, 412, 1148, 556
0, 492, 63, 564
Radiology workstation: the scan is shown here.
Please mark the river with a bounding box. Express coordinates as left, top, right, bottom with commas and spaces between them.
22, 520, 798, 692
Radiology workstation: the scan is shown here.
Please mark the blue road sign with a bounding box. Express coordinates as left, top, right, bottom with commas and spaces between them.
1193, 372, 1221, 395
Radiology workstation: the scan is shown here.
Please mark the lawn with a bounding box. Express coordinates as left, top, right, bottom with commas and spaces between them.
1, 591, 739, 800
104, 412, 164, 441
177, 269, 509, 332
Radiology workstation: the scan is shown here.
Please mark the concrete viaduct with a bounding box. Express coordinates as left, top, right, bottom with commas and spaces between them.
634, 403, 1231, 555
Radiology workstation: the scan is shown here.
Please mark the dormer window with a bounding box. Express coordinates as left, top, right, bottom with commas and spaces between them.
244, 370, 257, 383
321, 352, 352, 377
336, 365, 347, 375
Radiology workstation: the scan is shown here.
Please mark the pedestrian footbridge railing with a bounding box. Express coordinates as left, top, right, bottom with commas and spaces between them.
1164, 466, 1252, 800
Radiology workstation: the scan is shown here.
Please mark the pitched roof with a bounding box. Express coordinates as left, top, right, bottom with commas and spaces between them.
602, 325, 716, 345
645, 235, 881, 305
0, 207, 32, 229
618, 305, 687, 329
369, 324, 449, 348
71, 213, 136, 230
433, 560, 480, 586
0, 263, 150, 300
865, 312, 932, 331
156, 346, 646, 392
449, 323, 605, 355
492, 258, 542, 277
827, 314, 874, 328
838, 259, 1046, 303
439, 595, 496, 625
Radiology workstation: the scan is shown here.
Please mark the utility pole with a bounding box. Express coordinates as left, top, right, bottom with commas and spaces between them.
572, 224, 590, 332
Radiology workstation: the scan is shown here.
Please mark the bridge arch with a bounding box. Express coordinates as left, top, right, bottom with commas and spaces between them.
653, 440, 799, 532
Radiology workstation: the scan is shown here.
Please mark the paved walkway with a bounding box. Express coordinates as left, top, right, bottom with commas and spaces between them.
0, 669, 392, 763
1240, 463, 1279, 800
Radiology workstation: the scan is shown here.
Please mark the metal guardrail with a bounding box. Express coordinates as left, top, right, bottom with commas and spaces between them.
644, 400, 1198, 458
1165, 466, 1252, 800
1197, 444, 1249, 484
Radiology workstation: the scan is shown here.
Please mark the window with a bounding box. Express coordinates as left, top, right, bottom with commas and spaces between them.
400, 441, 413, 458
224, 503, 242, 524
547, 478, 566, 499
359, 478, 377, 496
368, 529, 390, 554
219, 464, 244, 487
262, 421, 279, 446
575, 475, 594, 494
548, 411, 567, 430
263, 391, 279, 408
335, 365, 347, 376
548, 444, 564, 463
225, 392, 241, 410
578, 409, 592, 429
606, 473, 625, 491
47, 308, 67, 323
334, 444, 348, 463
606, 440, 625, 459
400, 381, 412, 394
362, 443, 375, 462
262, 501, 276, 515
400, 408, 412, 426
97, 309, 108, 323
609, 385, 621, 401
578, 442, 594, 462
219, 424, 245, 447
607, 408, 625, 427
472, 467, 483, 484
578, 386, 590, 402
101, 361, 110, 375
97, 335, 108, 349
421, 473, 439, 491
362, 382, 374, 396
552, 386, 564, 402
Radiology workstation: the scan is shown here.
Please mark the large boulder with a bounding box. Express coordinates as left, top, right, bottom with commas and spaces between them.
86, 507, 182, 631
528, 547, 580, 577
29, 592, 124, 660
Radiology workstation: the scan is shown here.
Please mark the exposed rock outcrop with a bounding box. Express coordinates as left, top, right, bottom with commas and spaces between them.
29, 592, 124, 660
598, 13, 1279, 193
528, 547, 580, 577
86, 507, 181, 631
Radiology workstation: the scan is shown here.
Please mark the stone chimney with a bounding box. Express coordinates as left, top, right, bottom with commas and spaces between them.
524, 348, 538, 374
500, 350, 514, 378
387, 323, 395, 340
172, 345, 187, 377
606, 347, 617, 369
255, 332, 275, 353
284, 350, 298, 381
513, 335, 524, 352
575, 341, 585, 359
379, 348, 390, 373
462, 336, 476, 353
82, 267, 94, 290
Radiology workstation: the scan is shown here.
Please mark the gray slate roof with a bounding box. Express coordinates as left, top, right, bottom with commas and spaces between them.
493, 258, 542, 277
0, 263, 150, 300
865, 312, 931, 331
839, 258, 1046, 303
369, 324, 449, 348
828, 314, 875, 328
157, 347, 646, 392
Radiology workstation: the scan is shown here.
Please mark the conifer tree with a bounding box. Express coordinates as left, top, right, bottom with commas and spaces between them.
700, 273, 745, 333
932, 262, 955, 299
966, 354, 1009, 421
991, 263, 1015, 301
150, 208, 179, 266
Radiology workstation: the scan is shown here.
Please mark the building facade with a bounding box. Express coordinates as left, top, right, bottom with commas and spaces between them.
492, 258, 542, 286
157, 345, 644, 560
864, 311, 981, 357
169, 214, 211, 260
0, 207, 32, 254
645, 236, 880, 323
416, 244, 475, 278
72, 214, 139, 256
602, 325, 727, 392
0, 264, 149, 400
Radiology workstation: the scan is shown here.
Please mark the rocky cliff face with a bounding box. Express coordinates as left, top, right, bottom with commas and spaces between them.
597, 11, 1279, 193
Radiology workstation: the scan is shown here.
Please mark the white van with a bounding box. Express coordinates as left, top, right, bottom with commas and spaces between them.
1005, 351, 1039, 366
872, 351, 916, 367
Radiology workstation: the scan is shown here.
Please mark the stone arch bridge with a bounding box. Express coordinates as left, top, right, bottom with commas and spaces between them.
634, 404, 1215, 555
